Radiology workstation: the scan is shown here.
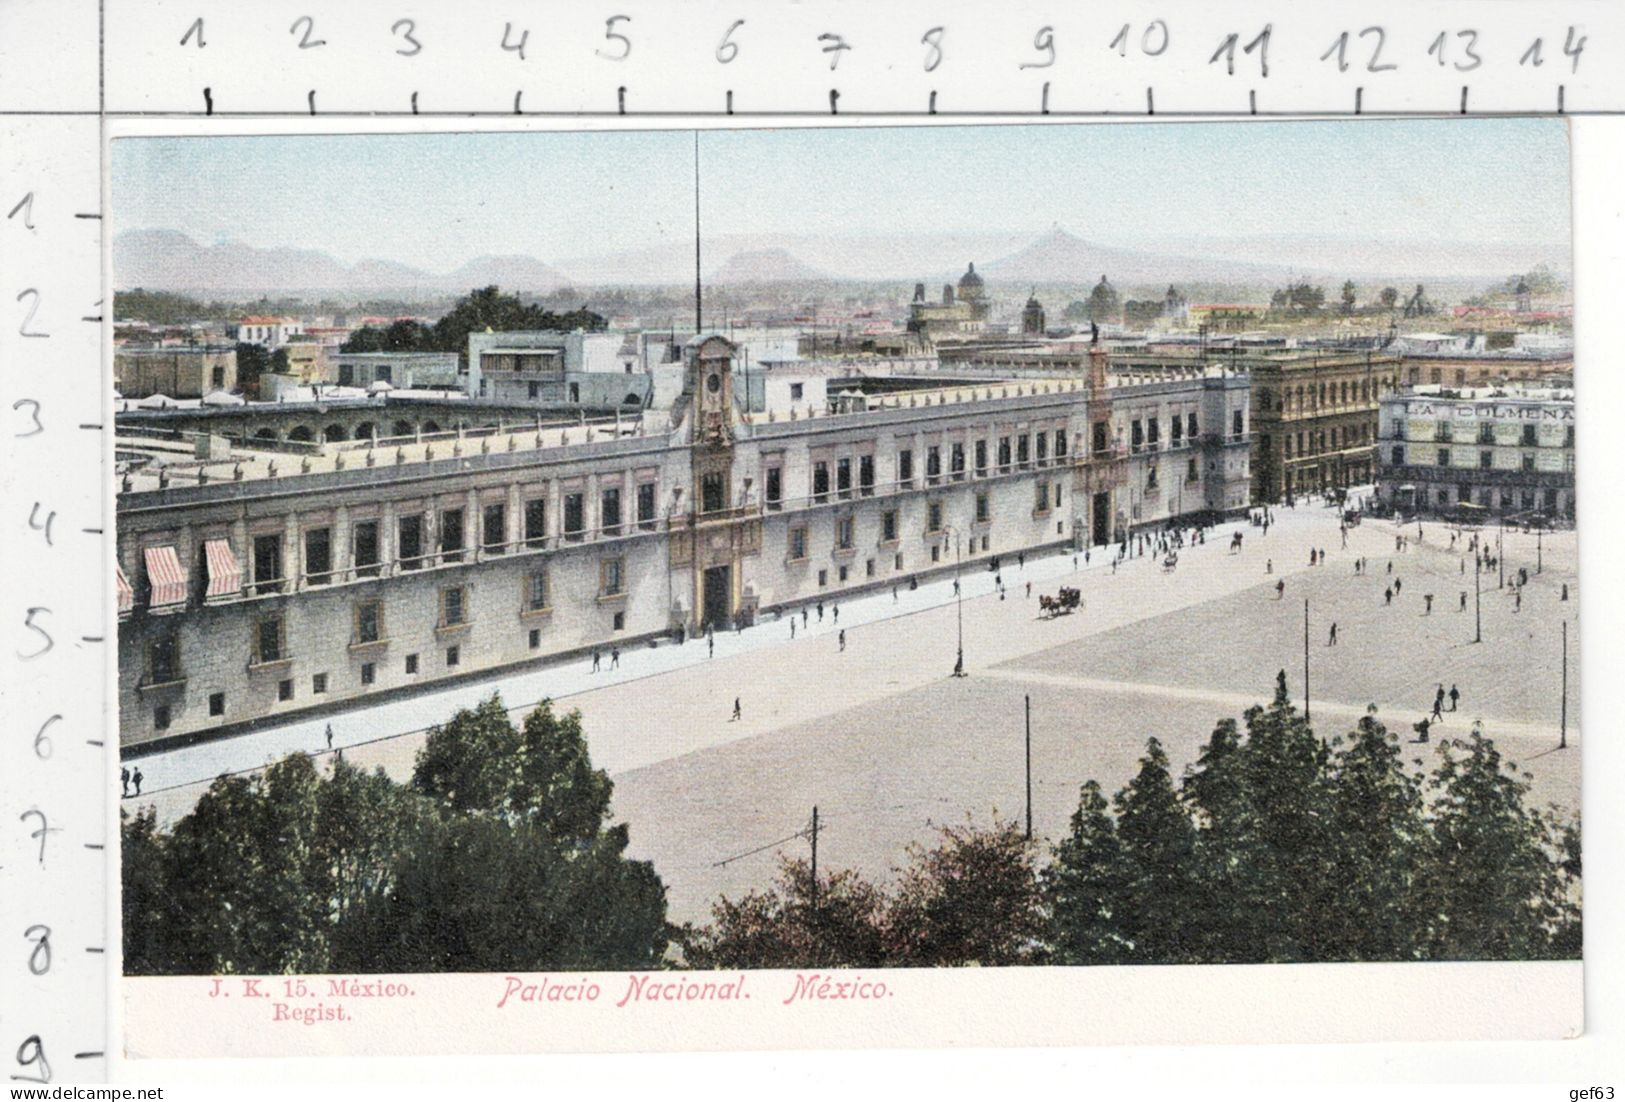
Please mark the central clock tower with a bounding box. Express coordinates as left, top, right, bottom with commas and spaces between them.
671, 335, 761, 632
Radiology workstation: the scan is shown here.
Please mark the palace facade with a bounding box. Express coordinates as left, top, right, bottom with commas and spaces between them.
115, 336, 1249, 751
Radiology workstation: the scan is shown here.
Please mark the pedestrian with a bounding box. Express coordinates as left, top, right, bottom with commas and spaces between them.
832, 604, 839, 624
131, 767, 143, 796
592, 649, 601, 672
1562, 583, 1569, 601
120, 766, 130, 797
1394, 578, 1402, 595
953, 578, 960, 595
790, 619, 796, 639
611, 646, 620, 669
1019, 551, 1026, 569
1387, 560, 1393, 574
325, 723, 333, 750
838, 629, 846, 652
817, 601, 824, 622
1276, 579, 1285, 600
731, 697, 741, 722
1459, 591, 1467, 612
1424, 593, 1434, 614
708, 635, 715, 658
1449, 684, 1460, 711
1328, 622, 1338, 646
1073, 554, 1079, 569
1266, 558, 1273, 574
1515, 589, 1522, 612
1460, 558, 1465, 574
1025, 581, 1032, 599
1414, 716, 1431, 744
1309, 549, 1316, 567
893, 585, 899, 602
1432, 685, 1445, 721
1085, 549, 1091, 563
1385, 586, 1393, 606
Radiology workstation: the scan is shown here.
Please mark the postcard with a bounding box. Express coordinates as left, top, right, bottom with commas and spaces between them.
110, 118, 1581, 1058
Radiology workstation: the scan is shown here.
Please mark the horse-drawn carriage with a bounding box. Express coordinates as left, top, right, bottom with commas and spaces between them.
1040, 587, 1082, 618
1161, 550, 1179, 573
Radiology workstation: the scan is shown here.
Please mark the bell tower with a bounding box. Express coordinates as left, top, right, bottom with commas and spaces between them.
672, 335, 761, 632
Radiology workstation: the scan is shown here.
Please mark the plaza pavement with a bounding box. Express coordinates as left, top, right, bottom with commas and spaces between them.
126, 497, 1580, 928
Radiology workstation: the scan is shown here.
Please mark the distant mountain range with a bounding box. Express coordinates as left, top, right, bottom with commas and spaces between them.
709, 248, 831, 284
113, 229, 571, 297
114, 226, 1569, 301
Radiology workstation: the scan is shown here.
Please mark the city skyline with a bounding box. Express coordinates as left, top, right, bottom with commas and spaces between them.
111, 119, 1571, 286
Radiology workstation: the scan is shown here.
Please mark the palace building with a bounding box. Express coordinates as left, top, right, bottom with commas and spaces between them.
115, 334, 1249, 751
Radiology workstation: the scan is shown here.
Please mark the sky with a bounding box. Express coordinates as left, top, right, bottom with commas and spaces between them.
111, 119, 1571, 275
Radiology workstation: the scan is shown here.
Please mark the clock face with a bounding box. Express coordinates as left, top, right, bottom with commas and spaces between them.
706, 372, 722, 394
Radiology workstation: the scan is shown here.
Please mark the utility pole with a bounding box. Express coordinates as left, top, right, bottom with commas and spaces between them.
1559, 621, 1568, 750
1024, 694, 1033, 842
1303, 597, 1311, 721
809, 805, 819, 912
1474, 549, 1482, 644
1498, 520, 1505, 590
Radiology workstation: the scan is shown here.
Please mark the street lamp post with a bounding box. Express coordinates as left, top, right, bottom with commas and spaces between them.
1498, 518, 1505, 589
947, 525, 966, 677
1474, 546, 1482, 644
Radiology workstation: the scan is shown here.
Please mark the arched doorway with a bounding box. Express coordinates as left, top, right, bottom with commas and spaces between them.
323, 424, 347, 442
288, 425, 314, 442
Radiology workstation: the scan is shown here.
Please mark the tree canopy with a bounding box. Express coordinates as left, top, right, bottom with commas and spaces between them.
123, 694, 668, 975
340, 286, 606, 357
685, 674, 1579, 969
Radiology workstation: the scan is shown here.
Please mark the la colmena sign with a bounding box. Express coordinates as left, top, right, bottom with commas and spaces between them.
1404, 400, 1574, 422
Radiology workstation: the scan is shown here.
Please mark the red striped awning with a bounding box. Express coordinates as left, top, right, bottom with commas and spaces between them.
203, 538, 241, 600
116, 564, 133, 615
143, 545, 187, 608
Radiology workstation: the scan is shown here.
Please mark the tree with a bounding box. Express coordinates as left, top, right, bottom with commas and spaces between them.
1317, 711, 1430, 960
1340, 280, 1357, 313
122, 695, 669, 975
885, 819, 1046, 966
121, 807, 177, 976
431, 286, 604, 364
1379, 286, 1399, 310
1046, 781, 1132, 964
233, 342, 269, 397
1418, 730, 1577, 960
341, 318, 436, 353
681, 859, 889, 969
158, 754, 330, 974
1113, 738, 1200, 962
411, 694, 521, 815
514, 699, 615, 847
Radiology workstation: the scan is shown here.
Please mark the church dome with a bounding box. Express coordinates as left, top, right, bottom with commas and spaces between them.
958, 262, 985, 294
